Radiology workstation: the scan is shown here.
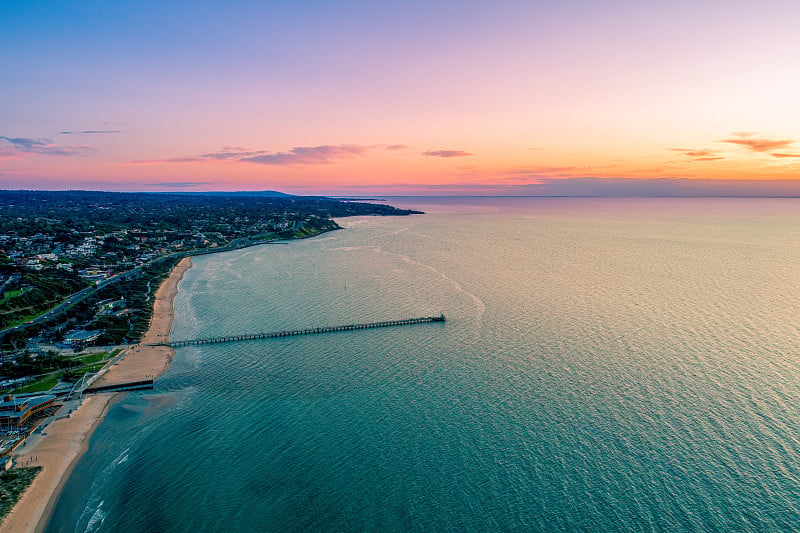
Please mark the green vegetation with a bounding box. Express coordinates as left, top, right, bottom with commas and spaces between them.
0, 269, 89, 330
0, 289, 23, 306
16, 373, 61, 393
2, 352, 77, 380
289, 225, 327, 239
11, 351, 114, 392
85, 257, 182, 345
62, 361, 108, 382
78, 352, 109, 365
0, 467, 41, 520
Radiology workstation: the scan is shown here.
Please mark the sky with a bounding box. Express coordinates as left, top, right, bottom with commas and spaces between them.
2, 0, 800, 196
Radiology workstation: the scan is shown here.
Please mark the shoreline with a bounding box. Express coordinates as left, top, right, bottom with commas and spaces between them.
32, 395, 116, 533
0, 256, 193, 533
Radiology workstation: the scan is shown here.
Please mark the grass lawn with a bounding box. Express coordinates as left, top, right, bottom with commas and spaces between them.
79, 352, 110, 365
15, 373, 62, 393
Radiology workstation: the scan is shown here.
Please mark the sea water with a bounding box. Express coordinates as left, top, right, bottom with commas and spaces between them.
48, 197, 800, 531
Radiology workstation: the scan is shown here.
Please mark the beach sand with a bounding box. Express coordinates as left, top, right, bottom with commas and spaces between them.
91, 257, 192, 388
0, 256, 193, 533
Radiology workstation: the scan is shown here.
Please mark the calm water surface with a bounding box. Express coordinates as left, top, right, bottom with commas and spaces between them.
49, 198, 800, 531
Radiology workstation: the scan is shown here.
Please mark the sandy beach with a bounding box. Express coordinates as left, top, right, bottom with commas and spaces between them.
0, 256, 193, 533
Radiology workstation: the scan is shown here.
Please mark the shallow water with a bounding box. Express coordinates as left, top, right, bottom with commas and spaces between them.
49, 197, 800, 531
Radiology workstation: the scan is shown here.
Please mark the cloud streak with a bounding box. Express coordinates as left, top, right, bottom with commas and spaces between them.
147, 181, 211, 188
242, 144, 370, 165
59, 130, 121, 135
0, 136, 97, 157
670, 148, 725, 161
502, 166, 576, 177
128, 144, 373, 166
423, 149, 473, 158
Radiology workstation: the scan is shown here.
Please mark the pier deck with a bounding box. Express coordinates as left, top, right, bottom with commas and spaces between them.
150, 314, 445, 348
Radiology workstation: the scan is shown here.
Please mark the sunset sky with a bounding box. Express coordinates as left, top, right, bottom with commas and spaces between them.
2, 0, 800, 195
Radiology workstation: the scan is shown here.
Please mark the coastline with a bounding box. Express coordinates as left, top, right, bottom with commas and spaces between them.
0, 256, 193, 533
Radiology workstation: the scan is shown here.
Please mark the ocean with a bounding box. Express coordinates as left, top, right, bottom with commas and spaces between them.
48, 197, 800, 531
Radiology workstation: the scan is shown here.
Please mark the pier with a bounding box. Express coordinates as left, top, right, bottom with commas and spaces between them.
153, 314, 445, 348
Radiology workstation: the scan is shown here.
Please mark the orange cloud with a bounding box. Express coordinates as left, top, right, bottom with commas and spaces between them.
670, 148, 725, 161
721, 132, 794, 153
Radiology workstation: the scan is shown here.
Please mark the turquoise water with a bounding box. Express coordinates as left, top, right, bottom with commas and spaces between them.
49, 198, 800, 531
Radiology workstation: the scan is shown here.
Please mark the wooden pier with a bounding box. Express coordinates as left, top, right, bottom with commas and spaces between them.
153, 314, 445, 348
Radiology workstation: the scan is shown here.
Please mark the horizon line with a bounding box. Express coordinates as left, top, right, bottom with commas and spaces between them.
6, 189, 800, 199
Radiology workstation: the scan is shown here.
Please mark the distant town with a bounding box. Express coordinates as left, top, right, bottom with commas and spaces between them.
0, 190, 420, 439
